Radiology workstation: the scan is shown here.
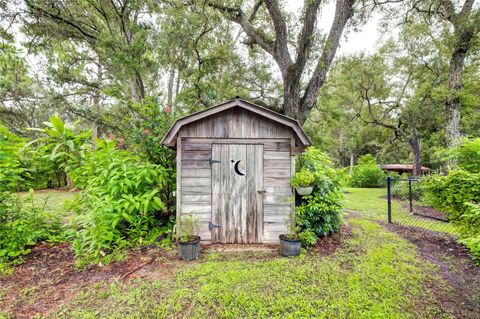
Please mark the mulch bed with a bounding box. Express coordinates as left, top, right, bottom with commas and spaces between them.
412, 205, 448, 221
382, 222, 480, 319
393, 198, 448, 221
0, 243, 179, 318
314, 223, 353, 256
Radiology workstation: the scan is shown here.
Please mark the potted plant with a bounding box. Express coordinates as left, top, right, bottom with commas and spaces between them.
279, 213, 302, 257
176, 214, 201, 261
291, 169, 315, 196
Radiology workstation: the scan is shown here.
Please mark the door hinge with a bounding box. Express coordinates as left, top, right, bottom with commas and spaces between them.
209, 157, 221, 164
209, 222, 221, 230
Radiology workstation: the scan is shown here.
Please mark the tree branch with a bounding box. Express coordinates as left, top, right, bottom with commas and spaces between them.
206, 1, 275, 56
300, 0, 355, 116
293, 0, 322, 82
263, 0, 292, 68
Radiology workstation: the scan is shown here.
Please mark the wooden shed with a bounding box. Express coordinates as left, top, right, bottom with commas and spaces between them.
161, 98, 310, 243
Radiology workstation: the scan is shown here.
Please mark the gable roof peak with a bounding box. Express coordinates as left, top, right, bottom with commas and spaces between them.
161, 99, 311, 147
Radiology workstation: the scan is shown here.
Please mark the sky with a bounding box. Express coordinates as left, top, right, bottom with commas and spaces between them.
285, 0, 382, 55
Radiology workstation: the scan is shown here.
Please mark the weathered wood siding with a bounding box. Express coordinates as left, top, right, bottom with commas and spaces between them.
178, 107, 295, 243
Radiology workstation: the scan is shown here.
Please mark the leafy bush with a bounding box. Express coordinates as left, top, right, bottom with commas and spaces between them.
460, 203, 480, 262
295, 147, 343, 246
69, 140, 171, 259
123, 99, 177, 215
0, 191, 63, 267
0, 125, 28, 192
291, 169, 315, 188
422, 170, 480, 263
30, 115, 92, 188
452, 138, 480, 173
350, 154, 386, 188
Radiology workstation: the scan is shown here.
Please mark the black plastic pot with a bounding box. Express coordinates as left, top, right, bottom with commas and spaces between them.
279, 234, 301, 257
178, 236, 201, 261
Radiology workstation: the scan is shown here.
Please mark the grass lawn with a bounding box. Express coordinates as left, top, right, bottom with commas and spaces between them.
52, 218, 440, 319
2, 188, 478, 318
343, 187, 458, 235
16, 190, 77, 221
343, 187, 387, 217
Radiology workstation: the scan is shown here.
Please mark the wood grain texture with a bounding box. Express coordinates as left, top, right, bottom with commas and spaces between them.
179, 108, 294, 140
211, 144, 263, 243
161, 99, 311, 147
175, 105, 299, 243
176, 137, 182, 224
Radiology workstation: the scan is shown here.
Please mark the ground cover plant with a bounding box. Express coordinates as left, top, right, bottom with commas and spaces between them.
40, 219, 443, 319
1, 188, 479, 318
0, 191, 63, 274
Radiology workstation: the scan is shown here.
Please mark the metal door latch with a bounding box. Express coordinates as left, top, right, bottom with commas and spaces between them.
209, 157, 221, 164
209, 222, 221, 230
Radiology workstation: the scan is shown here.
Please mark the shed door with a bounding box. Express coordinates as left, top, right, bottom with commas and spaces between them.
211, 144, 264, 243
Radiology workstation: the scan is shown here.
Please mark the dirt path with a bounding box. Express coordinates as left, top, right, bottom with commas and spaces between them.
382, 222, 480, 319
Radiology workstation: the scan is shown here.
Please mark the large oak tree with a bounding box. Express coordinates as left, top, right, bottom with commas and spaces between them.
207, 0, 356, 123
407, 0, 479, 149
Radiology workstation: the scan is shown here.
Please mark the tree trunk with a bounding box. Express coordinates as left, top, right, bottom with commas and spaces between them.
338, 129, 345, 166
210, 0, 355, 124
174, 68, 181, 115
92, 62, 102, 139
444, 0, 476, 149
167, 67, 175, 112
410, 127, 422, 177
349, 150, 355, 174
283, 83, 301, 120
445, 49, 466, 150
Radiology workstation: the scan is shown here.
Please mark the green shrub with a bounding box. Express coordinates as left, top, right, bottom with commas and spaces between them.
350, 154, 386, 188
30, 115, 92, 188
69, 140, 171, 259
422, 170, 480, 263
291, 169, 315, 188
452, 138, 480, 173
0, 125, 28, 192
295, 147, 343, 245
0, 191, 63, 267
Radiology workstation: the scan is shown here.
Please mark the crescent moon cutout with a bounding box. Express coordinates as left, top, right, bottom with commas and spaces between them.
234, 160, 245, 176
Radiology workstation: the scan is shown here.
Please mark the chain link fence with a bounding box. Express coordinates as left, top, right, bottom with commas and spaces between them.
387, 177, 458, 235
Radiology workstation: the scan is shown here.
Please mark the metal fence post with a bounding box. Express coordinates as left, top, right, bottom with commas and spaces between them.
387, 177, 392, 223
409, 178, 413, 213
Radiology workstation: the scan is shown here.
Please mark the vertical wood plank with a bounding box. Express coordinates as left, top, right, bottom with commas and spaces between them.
255, 144, 264, 242
246, 144, 255, 242
290, 137, 296, 223
211, 144, 221, 243
211, 143, 263, 244
176, 137, 182, 225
